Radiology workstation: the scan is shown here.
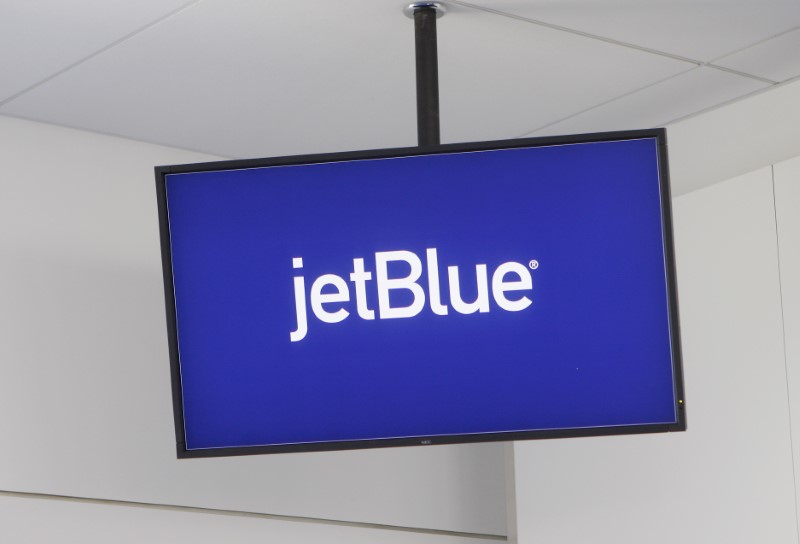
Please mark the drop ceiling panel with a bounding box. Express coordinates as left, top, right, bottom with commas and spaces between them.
531, 67, 768, 137
0, 0, 195, 103
716, 29, 800, 83
0, 0, 693, 158
437, 8, 691, 144
456, 0, 800, 62
1, 0, 426, 158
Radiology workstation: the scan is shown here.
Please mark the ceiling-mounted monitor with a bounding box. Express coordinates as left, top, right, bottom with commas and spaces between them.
156, 129, 685, 458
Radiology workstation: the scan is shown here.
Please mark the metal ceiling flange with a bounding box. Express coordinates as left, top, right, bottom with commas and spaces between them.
403, 2, 447, 18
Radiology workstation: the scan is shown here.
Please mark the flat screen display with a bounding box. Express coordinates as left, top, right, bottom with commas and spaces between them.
156, 129, 685, 458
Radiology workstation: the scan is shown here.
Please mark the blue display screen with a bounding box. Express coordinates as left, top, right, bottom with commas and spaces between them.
163, 137, 680, 452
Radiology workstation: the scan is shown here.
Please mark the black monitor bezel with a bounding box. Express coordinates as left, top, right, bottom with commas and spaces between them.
155, 128, 686, 459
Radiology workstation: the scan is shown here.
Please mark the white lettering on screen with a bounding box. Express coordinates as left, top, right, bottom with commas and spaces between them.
289, 248, 533, 342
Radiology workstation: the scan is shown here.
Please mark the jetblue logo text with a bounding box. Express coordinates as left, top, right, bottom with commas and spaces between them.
290, 248, 534, 342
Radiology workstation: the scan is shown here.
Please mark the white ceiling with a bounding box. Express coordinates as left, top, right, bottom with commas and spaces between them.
1, 0, 799, 158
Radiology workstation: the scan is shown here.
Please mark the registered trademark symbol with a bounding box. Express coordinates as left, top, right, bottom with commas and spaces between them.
529, 259, 539, 270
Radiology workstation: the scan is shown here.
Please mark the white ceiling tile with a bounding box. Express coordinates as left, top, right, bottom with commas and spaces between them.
1, 0, 421, 158
715, 29, 800, 83
455, 0, 800, 62
531, 67, 769, 137
438, 7, 692, 144
0, 0, 196, 103
0, 0, 692, 158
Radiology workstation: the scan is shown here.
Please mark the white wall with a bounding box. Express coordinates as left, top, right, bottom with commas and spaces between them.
666, 77, 800, 196
0, 115, 507, 539
5, 77, 800, 543
512, 164, 800, 543
775, 156, 800, 530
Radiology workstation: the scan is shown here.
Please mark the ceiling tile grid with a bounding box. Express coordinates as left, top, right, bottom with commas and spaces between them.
0, 0, 199, 103
1, 0, 799, 156
438, 6, 692, 143
452, 0, 800, 63
1, 0, 424, 158
715, 28, 800, 83
529, 67, 769, 137
451, 0, 800, 138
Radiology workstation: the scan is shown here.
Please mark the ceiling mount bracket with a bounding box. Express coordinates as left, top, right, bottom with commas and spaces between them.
404, 2, 445, 147
403, 2, 447, 19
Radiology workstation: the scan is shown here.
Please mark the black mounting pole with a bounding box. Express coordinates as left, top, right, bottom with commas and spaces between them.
409, 3, 444, 147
